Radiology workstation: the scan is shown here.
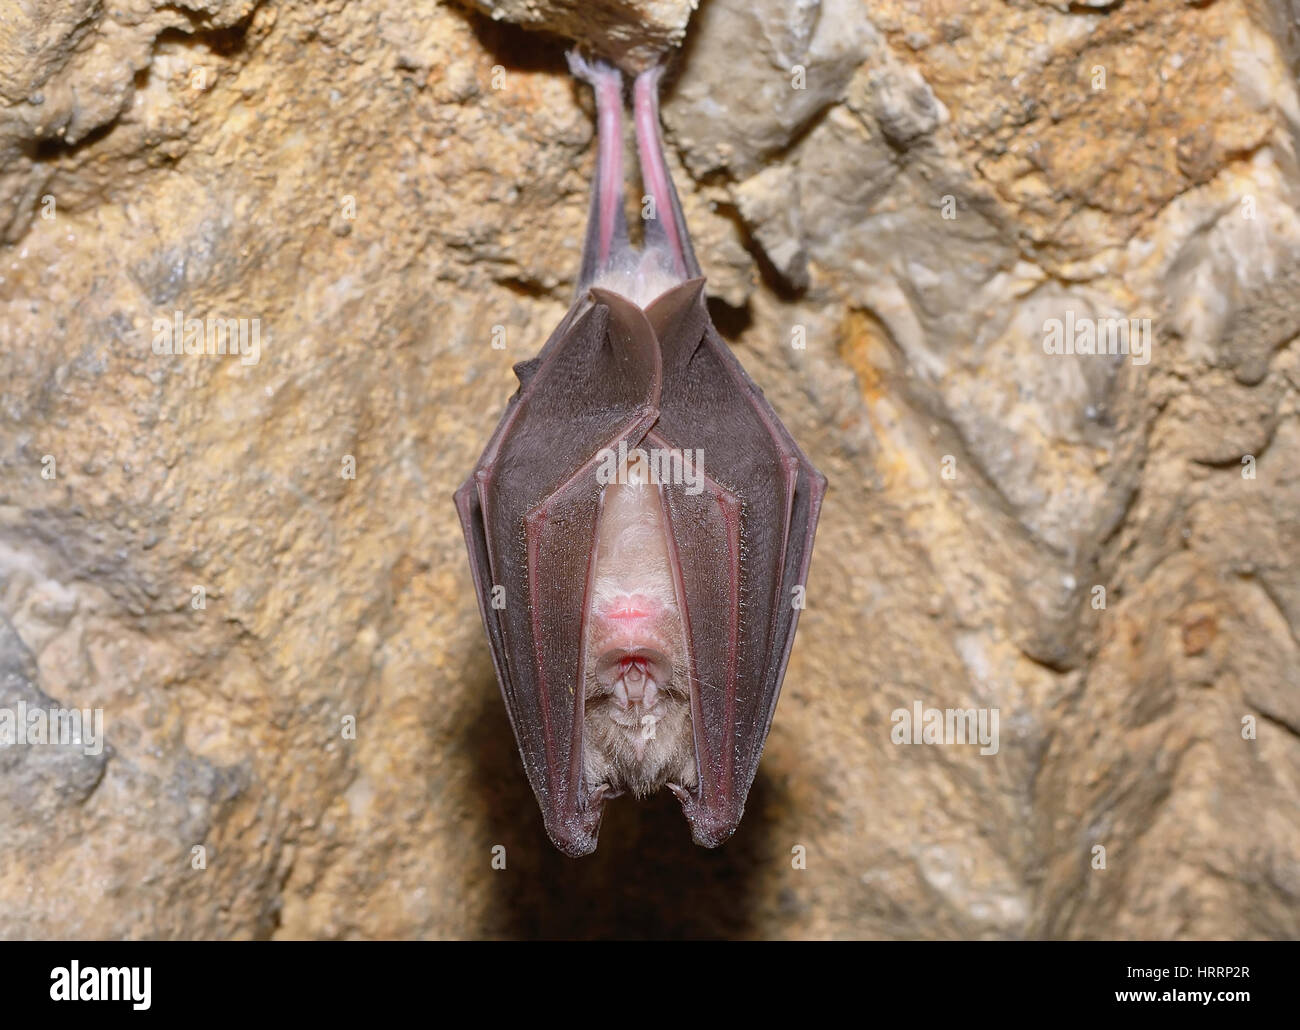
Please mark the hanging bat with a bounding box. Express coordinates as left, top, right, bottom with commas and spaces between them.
455, 53, 826, 857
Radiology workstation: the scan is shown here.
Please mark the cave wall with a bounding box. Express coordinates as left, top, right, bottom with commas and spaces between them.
1, 0, 1298, 938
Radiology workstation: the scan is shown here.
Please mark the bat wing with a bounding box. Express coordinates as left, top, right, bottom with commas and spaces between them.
455, 291, 662, 856
646, 280, 827, 847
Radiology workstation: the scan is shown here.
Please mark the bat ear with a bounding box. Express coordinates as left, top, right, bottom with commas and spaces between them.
588, 286, 664, 405
645, 277, 708, 376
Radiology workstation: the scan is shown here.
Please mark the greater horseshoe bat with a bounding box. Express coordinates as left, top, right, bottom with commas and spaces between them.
455, 54, 826, 857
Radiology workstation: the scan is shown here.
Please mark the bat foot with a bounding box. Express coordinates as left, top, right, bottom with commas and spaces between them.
631, 63, 665, 94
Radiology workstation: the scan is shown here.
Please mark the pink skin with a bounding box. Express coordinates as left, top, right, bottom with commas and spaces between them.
591, 66, 624, 268
588, 593, 672, 711
613, 656, 655, 708
569, 52, 696, 289
633, 65, 688, 280
565, 52, 626, 279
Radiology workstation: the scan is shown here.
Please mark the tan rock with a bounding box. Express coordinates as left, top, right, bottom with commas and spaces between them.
1, 0, 1298, 940
456, 0, 697, 71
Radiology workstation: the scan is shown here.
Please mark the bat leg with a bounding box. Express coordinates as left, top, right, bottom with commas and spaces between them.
568, 52, 629, 292
632, 64, 700, 282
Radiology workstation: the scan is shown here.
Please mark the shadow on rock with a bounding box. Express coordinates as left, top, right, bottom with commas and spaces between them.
463, 653, 776, 939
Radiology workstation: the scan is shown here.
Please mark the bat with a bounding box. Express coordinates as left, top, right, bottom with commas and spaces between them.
455, 53, 826, 856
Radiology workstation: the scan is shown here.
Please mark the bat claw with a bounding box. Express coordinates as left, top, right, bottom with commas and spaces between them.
566, 50, 621, 89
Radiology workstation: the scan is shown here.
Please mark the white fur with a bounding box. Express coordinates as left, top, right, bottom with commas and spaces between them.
589, 241, 685, 308
582, 478, 698, 797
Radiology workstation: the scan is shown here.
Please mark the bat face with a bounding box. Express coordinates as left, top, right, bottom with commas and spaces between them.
455, 55, 825, 856
581, 471, 698, 799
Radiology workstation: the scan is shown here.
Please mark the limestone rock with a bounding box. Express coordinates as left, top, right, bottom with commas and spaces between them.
457, 0, 697, 71
1, 0, 1299, 940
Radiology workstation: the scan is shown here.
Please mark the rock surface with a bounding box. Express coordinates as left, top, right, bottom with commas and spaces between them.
457, 0, 697, 71
0, 0, 1298, 939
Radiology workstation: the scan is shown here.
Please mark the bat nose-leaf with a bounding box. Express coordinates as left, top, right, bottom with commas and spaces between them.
594, 647, 670, 687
